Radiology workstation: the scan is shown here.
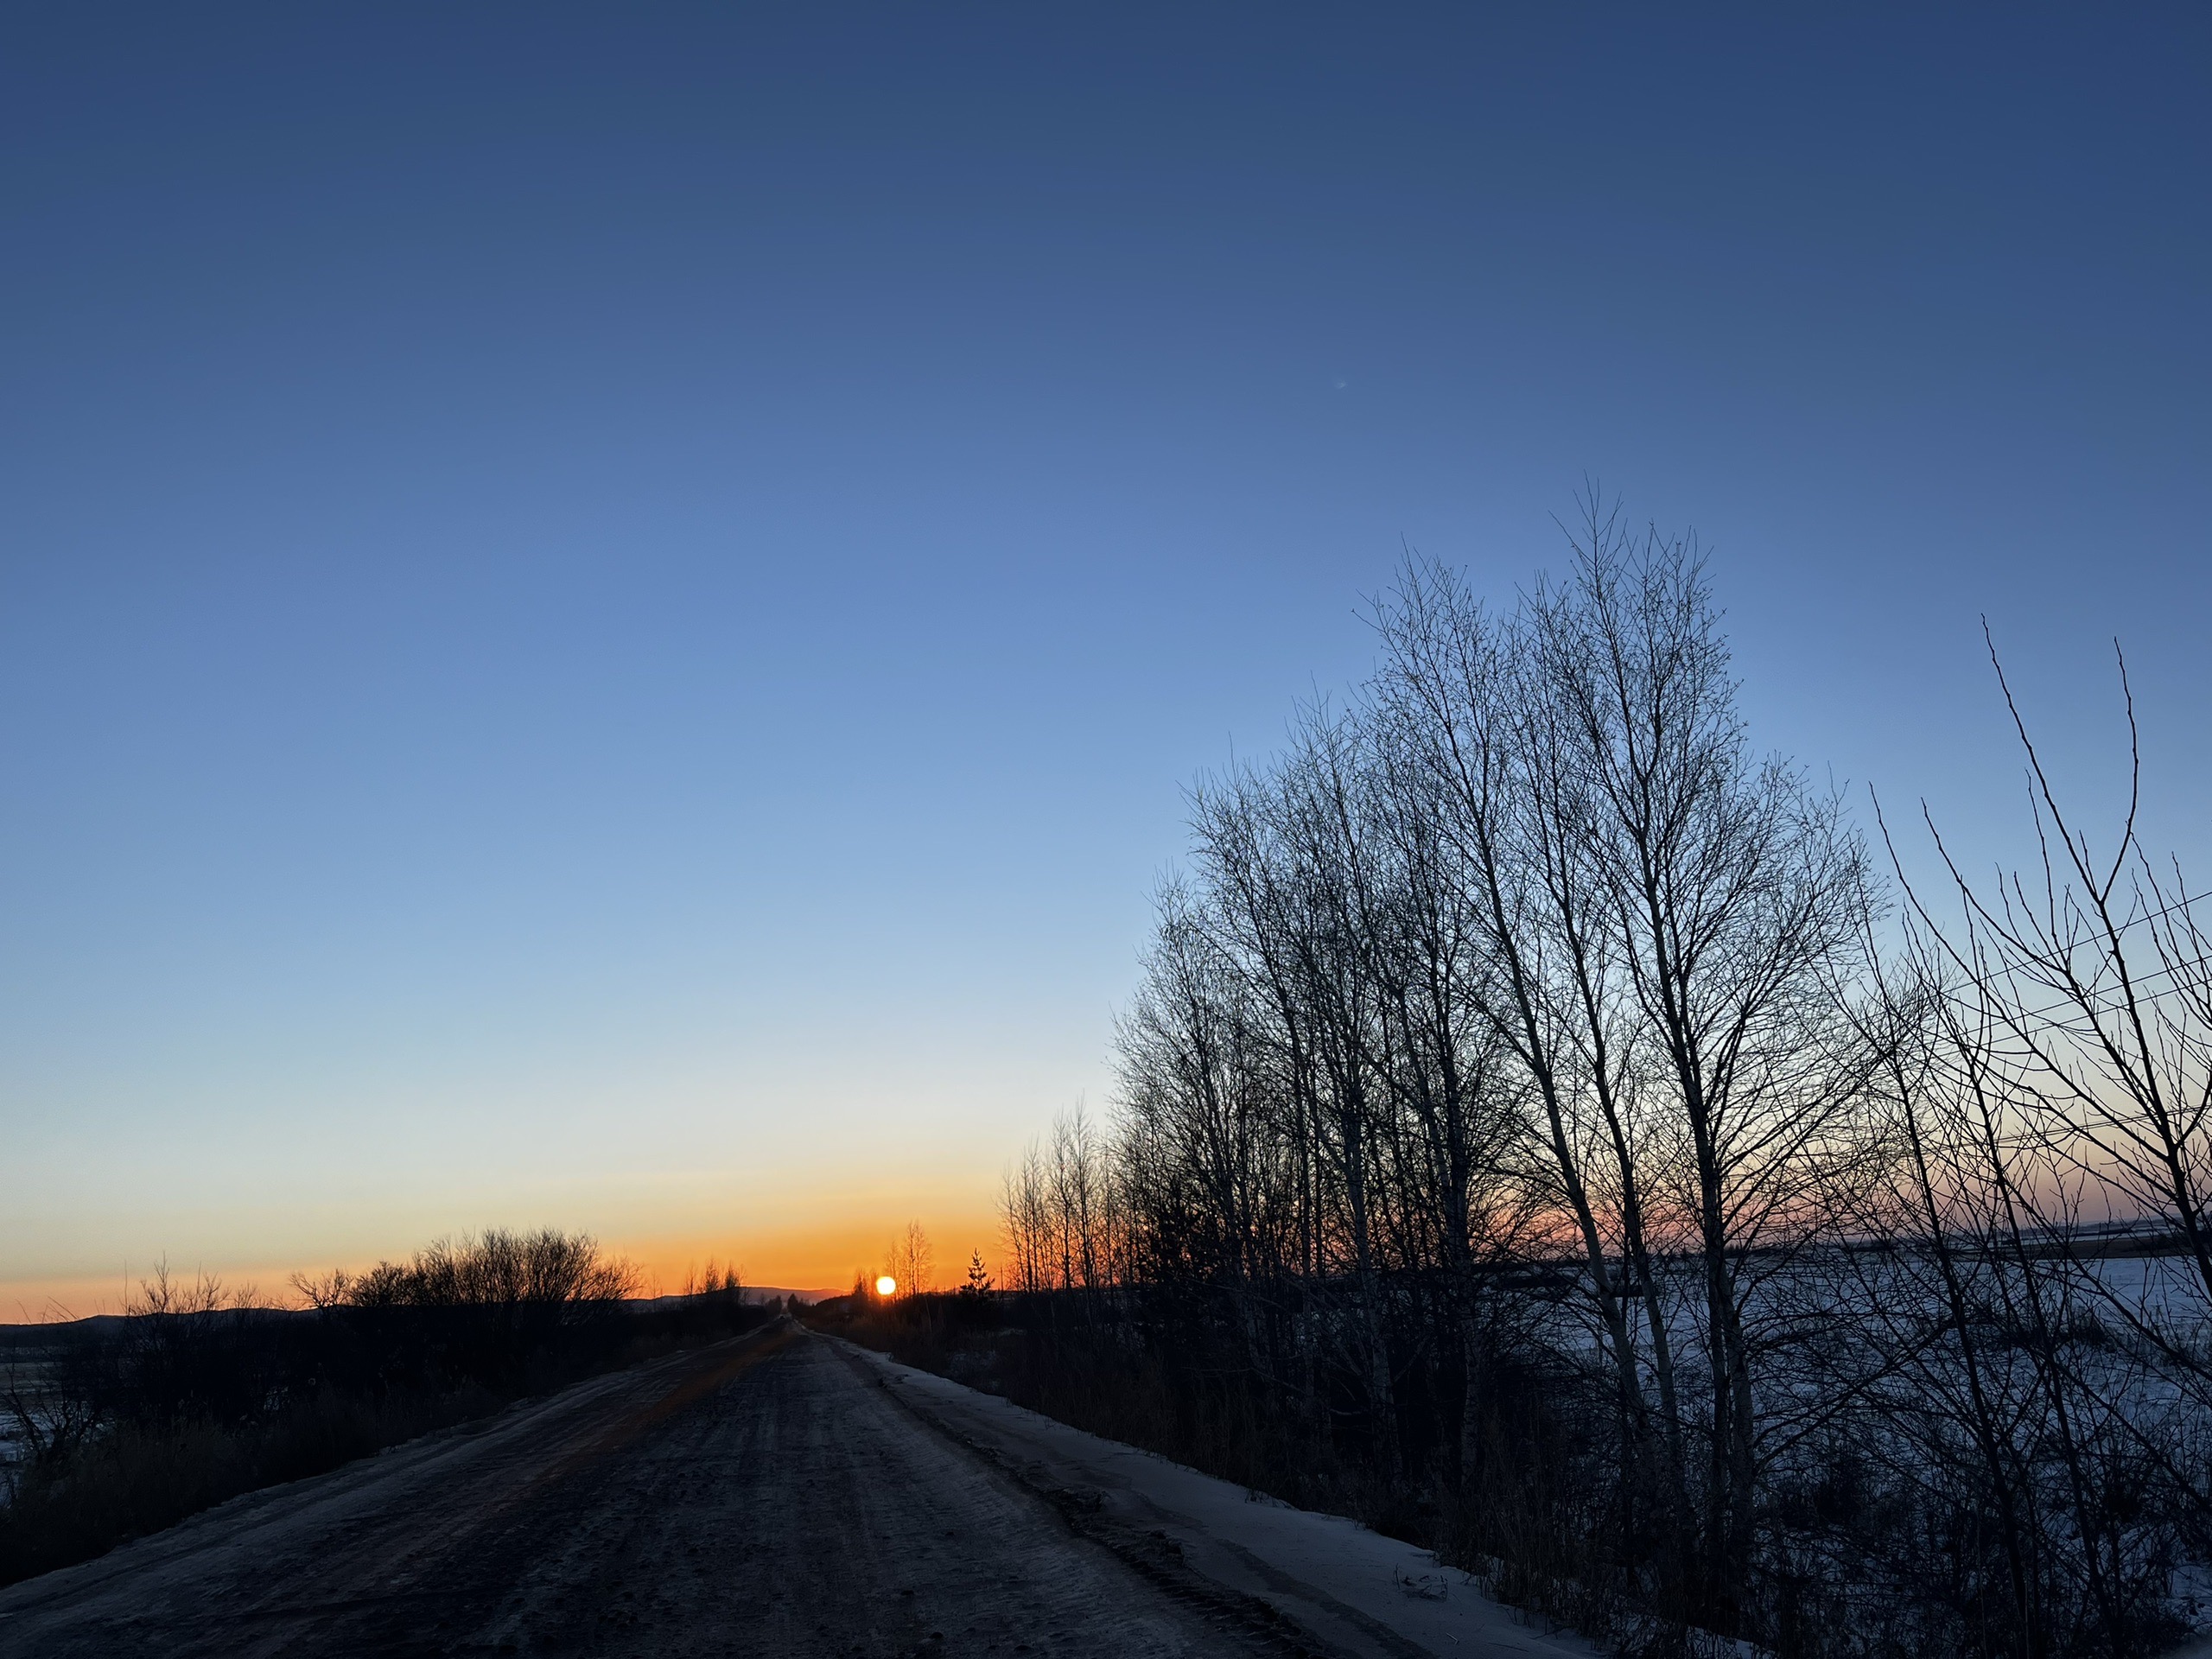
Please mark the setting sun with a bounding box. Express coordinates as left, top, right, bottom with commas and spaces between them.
875, 1275, 896, 1296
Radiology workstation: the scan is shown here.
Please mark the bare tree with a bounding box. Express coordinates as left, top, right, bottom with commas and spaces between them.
1900, 632, 2212, 1373
1523, 507, 1873, 1613
887, 1221, 933, 1299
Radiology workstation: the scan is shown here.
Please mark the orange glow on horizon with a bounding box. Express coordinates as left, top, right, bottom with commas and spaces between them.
615, 1206, 1000, 1300
0, 1201, 1007, 1323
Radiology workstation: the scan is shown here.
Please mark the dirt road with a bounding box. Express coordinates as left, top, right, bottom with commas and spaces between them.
0, 1324, 1313, 1658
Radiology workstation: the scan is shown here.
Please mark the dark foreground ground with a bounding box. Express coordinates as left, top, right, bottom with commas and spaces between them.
0, 1322, 1299, 1659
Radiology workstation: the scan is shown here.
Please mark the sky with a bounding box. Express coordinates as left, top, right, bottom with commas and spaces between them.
3, 5, 2208, 1313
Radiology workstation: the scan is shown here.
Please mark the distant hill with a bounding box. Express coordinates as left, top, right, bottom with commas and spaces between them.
629, 1287, 839, 1309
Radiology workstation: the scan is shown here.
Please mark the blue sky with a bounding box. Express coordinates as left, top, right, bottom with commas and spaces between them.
3, 6, 2208, 1304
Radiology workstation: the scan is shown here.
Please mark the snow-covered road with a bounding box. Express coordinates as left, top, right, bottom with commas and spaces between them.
0, 1321, 1592, 1657
841, 1339, 1592, 1659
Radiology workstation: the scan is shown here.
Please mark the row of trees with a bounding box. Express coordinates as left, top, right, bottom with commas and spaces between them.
1004, 505, 2212, 1656
291, 1226, 639, 1314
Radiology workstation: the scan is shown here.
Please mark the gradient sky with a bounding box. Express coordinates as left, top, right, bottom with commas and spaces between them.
4, 6, 2208, 1312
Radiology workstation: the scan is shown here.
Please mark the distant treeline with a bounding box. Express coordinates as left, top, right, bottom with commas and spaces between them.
976, 509, 2212, 1659
0, 1229, 769, 1587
